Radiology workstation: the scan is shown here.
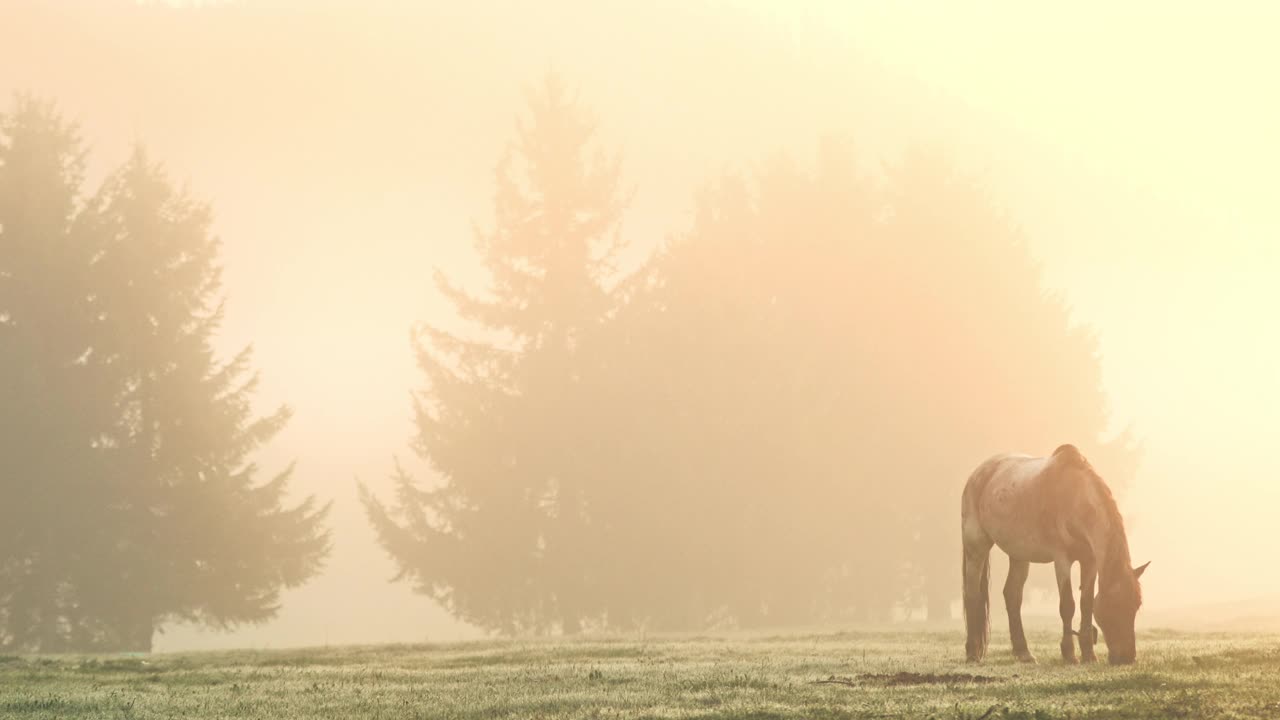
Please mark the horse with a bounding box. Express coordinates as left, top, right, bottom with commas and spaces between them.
960, 444, 1149, 665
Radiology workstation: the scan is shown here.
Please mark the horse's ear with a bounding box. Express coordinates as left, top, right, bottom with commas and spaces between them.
1133, 561, 1151, 579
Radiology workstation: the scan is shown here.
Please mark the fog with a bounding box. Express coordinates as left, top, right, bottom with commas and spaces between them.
2, 0, 1278, 651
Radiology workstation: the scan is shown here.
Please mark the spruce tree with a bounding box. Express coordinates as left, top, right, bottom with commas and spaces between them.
79, 147, 331, 651
363, 73, 628, 634
0, 96, 113, 650
0, 96, 330, 652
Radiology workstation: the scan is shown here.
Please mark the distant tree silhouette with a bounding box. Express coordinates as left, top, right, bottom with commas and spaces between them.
362, 73, 630, 635
0, 95, 113, 651
609, 140, 1137, 626
606, 141, 909, 627
80, 147, 330, 651
0, 96, 330, 652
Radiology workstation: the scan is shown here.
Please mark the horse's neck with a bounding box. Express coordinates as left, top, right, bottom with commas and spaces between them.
1089, 509, 1132, 584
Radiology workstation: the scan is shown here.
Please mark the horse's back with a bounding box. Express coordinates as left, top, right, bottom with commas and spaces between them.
962, 452, 1057, 563
962, 452, 1037, 508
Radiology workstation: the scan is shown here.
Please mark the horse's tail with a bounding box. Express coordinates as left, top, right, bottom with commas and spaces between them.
961, 458, 998, 662
962, 546, 991, 661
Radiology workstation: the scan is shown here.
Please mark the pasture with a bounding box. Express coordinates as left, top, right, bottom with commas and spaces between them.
2, 628, 1278, 719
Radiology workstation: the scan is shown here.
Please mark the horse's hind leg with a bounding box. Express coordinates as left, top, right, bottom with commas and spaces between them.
962, 532, 993, 662
1004, 559, 1036, 663
1054, 555, 1078, 663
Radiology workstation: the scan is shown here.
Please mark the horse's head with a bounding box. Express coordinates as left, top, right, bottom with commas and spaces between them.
1095, 560, 1149, 664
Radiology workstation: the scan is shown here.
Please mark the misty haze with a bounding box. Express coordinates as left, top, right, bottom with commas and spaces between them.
2, 1, 1279, 718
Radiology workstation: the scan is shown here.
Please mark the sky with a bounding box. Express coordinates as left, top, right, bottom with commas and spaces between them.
2, 0, 1278, 648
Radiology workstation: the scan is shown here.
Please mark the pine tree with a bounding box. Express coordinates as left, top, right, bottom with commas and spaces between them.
78, 147, 330, 651
362, 73, 629, 635
0, 95, 114, 651
0, 96, 330, 652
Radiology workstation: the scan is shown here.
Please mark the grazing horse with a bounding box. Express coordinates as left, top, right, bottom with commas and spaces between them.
961, 444, 1149, 665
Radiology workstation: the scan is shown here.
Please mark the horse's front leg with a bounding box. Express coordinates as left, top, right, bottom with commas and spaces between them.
1054, 555, 1077, 663
1078, 560, 1099, 663
1003, 559, 1035, 663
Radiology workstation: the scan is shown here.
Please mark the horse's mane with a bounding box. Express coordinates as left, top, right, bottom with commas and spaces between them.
1051, 444, 1140, 605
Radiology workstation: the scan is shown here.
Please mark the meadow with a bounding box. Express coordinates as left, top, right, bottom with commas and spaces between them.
2, 627, 1278, 719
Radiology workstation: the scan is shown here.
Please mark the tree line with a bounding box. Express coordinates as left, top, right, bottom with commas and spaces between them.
0, 76, 1137, 651
359, 75, 1139, 634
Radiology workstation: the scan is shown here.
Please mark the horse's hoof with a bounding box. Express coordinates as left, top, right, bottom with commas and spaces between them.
1015, 653, 1037, 664
1080, 654, 1098, 664
1062, 656, 1079, 665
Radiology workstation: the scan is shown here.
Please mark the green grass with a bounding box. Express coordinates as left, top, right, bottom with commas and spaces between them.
3, 628, 1280, 718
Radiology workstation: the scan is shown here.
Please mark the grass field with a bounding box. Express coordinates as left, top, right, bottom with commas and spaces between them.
3, 627, 1280, 719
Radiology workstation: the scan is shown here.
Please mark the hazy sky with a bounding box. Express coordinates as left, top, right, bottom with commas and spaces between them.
2, 0, 1278, 649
